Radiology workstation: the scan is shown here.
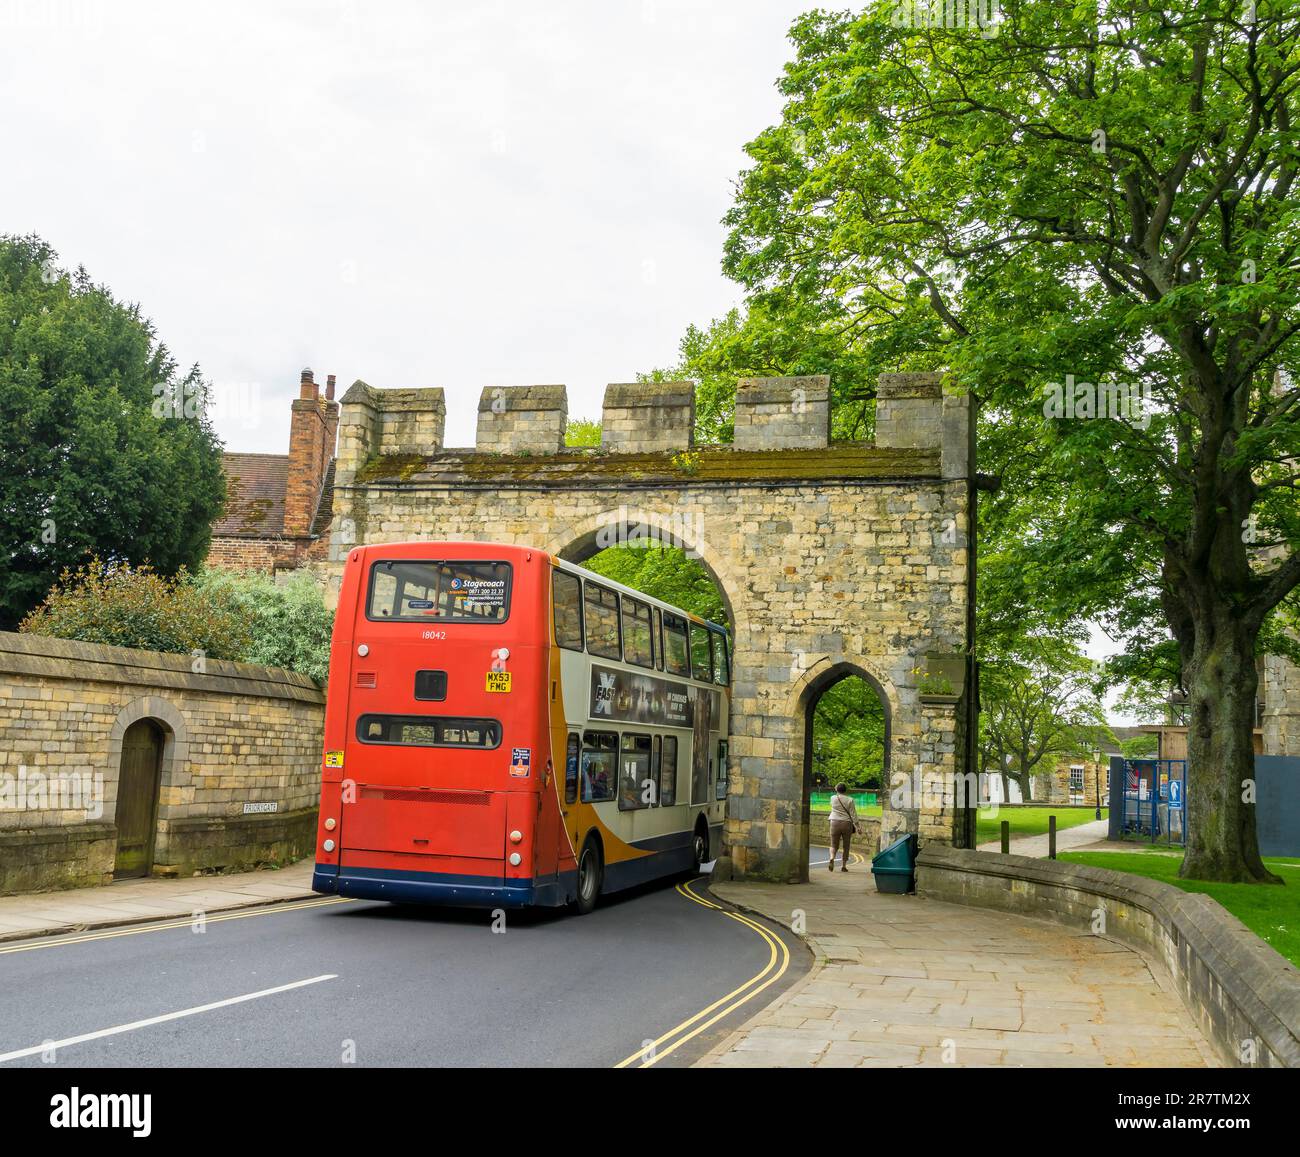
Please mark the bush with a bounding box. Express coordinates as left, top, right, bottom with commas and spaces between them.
19, 559, 249, 659
191, 569, 334, 684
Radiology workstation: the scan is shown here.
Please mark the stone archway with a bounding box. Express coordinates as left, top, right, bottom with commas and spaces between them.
791, 659, 897, 882
329, 371, 975, 881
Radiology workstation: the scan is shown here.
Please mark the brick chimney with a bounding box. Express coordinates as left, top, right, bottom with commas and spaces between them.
283, 367, 339, 538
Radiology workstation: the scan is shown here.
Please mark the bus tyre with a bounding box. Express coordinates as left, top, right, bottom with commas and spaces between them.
575, 840, 603, 916
691, 825, 709, 873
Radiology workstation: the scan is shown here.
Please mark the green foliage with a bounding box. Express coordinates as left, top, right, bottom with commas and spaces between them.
810, 676, 886, 789
18, 561, 334, 683
978, 640, 1110, 800
565, 417, 601, 447
19, 560, 249, 660
639, 303, 889, 444
1120, 733, 1159, 759
0, 234, 227, 629
191, 569, 334, 684
719, 3, 1300, 676
581, 544, 727, 624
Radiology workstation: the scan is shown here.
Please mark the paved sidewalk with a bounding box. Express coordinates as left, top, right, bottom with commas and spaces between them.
0, 860, 316, 942
976, 817, 1110, 857
698, 868, 1218, 1068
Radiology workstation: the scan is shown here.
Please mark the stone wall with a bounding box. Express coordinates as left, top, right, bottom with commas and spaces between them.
0, 632, 325, 893
327, 373, 975, 882
917, 846, 1300, 1068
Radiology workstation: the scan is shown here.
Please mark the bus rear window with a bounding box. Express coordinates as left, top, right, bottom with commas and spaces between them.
356, 715, 501, 748
367, 560, 511, 623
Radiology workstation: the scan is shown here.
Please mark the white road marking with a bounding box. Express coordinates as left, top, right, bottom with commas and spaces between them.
0, 974, 337, 1063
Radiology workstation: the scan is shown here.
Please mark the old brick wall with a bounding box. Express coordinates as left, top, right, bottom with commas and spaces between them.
326, 372, 974, 883
0, 632, 324, 892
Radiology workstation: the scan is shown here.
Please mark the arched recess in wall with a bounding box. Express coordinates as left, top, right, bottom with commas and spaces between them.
108, 696, 190, 804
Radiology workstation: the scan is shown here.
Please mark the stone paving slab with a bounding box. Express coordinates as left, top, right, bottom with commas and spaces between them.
696, 867, 1219, 1069
0, 860, 316, 942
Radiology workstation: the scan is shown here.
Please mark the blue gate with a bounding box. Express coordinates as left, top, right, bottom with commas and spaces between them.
1120, 758, 1187, 846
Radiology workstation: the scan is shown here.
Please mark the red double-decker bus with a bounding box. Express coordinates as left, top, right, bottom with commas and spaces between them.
312, 541, 730, 913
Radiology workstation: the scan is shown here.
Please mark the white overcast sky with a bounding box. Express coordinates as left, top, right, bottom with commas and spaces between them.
3, 0, 810, 450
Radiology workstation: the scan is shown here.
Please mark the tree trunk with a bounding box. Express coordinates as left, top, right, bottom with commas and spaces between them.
1180, 612, 1282, 884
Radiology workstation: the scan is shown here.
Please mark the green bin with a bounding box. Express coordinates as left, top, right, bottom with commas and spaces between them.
871, 833, 917, 894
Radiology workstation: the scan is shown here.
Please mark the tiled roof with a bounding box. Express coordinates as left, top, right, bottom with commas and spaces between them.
214, 453, 289, 537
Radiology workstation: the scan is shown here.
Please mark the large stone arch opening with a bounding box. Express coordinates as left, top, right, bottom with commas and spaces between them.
544, 506, 743, 635
328, 372, 976, 881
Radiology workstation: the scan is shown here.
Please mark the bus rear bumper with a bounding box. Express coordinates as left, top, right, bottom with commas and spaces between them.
312, 863, 572, 909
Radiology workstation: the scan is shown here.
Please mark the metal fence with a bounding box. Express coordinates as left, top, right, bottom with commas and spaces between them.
1118, 758, 1187, 846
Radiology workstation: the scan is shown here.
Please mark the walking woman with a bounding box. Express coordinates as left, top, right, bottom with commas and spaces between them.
828, 783, 859, 872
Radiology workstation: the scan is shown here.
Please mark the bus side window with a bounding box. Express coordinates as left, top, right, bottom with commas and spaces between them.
584, 583, 622, 660
580, 731, 618, 802
689, 624, 712, 682
553, 571, 584, 651
653, 608, 664, 671
662, 613, 690, 677
711, 630, 730, 686
661, 736, 677, 806
621, 596, 654, 668
650, 735, 661, 805
716, 739, 728, 800
564, 732, 580, 805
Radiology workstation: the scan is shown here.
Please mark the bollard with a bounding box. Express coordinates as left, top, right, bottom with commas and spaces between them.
1000, 820, 1009, 855
1049, 815, 1057, 860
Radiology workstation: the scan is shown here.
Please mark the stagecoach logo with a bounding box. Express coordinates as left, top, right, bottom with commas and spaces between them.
509, 747, 531, 777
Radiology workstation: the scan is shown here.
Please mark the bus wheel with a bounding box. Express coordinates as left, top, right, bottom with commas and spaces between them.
575, 840, 603, 916
691, 825, 709, 873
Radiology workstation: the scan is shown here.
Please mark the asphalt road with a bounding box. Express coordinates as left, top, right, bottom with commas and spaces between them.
0, 869, 812, 1069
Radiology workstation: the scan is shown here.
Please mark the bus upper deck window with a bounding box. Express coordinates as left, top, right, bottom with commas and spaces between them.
553, 571, 583, 651
621, 597, 654, 669
689, 624, 712, 682
710, 630, 730, 686
662, 612, 690, 677
367, 560, 511, 623
584, 582, 621, 660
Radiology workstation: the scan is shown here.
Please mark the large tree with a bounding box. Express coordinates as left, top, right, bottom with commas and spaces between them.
0, 235, 226, 627
723, 2, 1300, 883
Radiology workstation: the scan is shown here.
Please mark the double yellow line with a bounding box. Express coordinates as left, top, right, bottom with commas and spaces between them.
0, 896, 352, 956
614, 878, 790, 1069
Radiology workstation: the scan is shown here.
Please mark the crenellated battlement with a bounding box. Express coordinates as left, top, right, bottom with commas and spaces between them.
602, 382, 696, 453
476, 385, 567, 454
334, 373, 969, 482
337, 381, 446, 484
733, 374, 830, 450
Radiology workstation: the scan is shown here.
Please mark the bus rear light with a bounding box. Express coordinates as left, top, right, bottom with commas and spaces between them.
324, 818, 336, 831
508, 853, 522, 867
323, 839, 336, 853
509, 830, 522, 843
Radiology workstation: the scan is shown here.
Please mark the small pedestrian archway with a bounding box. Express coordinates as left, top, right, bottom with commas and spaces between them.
791, 660, 899, 882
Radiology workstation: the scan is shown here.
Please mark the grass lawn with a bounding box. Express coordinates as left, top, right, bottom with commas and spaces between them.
974, 807, 1107, 847
1059, 849, 1300, 967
